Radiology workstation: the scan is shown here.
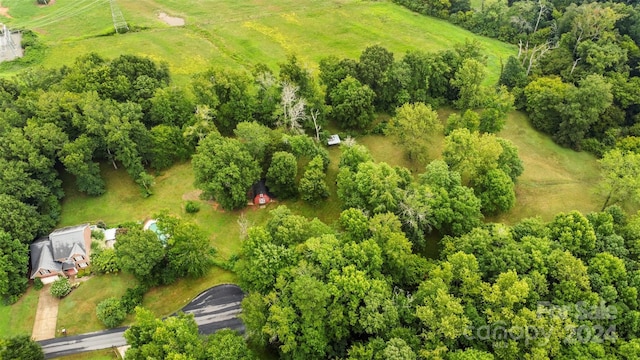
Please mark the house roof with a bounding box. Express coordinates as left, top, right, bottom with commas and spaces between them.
49, 224, 89, 260
30, 237, 62, 279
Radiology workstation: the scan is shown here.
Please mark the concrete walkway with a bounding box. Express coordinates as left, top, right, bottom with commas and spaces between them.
32, 286, 60, 341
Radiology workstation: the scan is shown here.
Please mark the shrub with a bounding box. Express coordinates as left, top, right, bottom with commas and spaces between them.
185, 200, 201, 214
50, 277, 72, 298
91, 248, 120, 274
96, 220, 107, 229
33, 278, 44, 291
121, 286, 145, 314
91, 229, 105, 241
96, 297, 127, 328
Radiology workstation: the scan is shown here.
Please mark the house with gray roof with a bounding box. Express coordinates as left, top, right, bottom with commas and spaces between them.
30, 224, 92, 282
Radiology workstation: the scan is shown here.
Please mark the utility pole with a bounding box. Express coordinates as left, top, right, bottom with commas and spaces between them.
0, 23, 19, 61
110, 0, 129, 34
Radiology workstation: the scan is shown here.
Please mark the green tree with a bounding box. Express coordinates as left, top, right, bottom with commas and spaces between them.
114, 227, 165, 283
298, 155, 329, 204
445, 110, 480, 135
234, 121, 274, 167
148, 86, 194, 127
450, 59, 487, 110
496, 138, 524, 182
191, 68, 255, 134
319, 56, 358, 104
419, 160, 483, 236
499, 55, 527, 89
556, 74, 612, 149
337, 161, 405, 214
96, 297, 127, 328
523, 76, 571, 134
0, 231, 29, 302
149, 125, 190, 171
124, 308, 204, 360
548, 211, 597, 261
236, 227, 295, 293
50, 277, 72, 298
357, 45, 395, 109
193, 135, 261, 210
475, 169, 516, 215
598, 149, 640, 210
90, 248, 120, 274
206, 329, 256, 359
266, 151, 298, 199
60, 135, 105, 196
0, 335, 44, 360
0, 194, 44, 244
158, 214, 214, 278
329, 76, 376, 130
387, 102, 443, 163
442, 128, 503, 184
479, 86, 514, 134
382, 338, 417, 360
339, 143, 373, 172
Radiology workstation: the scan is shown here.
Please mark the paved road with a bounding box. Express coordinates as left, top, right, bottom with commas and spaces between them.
38, 284, 245, 359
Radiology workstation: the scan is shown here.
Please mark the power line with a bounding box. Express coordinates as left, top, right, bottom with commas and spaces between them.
13, 0, 107, 30
110, 0, 128, 33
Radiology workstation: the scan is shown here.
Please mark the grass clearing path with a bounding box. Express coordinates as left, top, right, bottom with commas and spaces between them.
491, 112, 603, 223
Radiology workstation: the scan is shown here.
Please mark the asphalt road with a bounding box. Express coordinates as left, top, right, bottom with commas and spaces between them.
38, 284, 245, 359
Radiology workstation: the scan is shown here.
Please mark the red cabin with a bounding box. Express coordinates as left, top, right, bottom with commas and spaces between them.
252, 180, 271, 206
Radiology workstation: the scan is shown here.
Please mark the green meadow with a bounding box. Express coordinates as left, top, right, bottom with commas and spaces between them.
1, 0, 514, 82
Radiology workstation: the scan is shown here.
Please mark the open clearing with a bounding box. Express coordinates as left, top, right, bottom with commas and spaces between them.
491, 111, 603, 223
1, 0, 514, 82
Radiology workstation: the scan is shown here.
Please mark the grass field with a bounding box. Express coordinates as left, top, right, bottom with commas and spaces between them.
492, 111, 604, 223
55, 349, 119, 360
1, 0, 515, 83
0, 287, 39, 338
57, 273, 136, 335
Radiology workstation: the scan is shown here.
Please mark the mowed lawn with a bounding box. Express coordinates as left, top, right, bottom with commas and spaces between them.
55, 349, 119, 360
57, 273, 136, 335
493, 111, 604, 223
0, 287, 39, 338
1, 0, 515, 82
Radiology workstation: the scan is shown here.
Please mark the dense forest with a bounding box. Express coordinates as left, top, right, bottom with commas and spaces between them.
394, 0, 640, 155
2, 1, 640, 357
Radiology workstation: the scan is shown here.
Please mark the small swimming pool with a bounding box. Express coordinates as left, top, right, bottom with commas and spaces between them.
145, 220, 168, 245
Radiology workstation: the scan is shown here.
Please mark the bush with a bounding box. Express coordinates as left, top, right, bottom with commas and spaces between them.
370, 121, 388, 135
91, 248, 120, 274
91, 229, 105, 241
185, 200, 201, 214
0, 335, 44, 360
121, 286, 145, 314
96, 297, 127, 328
50, 277, 72, 298
96, 220, 107, 229
33, 278, 44, 291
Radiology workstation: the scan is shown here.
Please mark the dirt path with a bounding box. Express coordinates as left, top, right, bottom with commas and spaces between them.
32, 286, 60, 341
0, 4, 11, 18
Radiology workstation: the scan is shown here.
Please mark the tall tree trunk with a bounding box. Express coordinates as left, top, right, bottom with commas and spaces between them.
601, 191, 613, 211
